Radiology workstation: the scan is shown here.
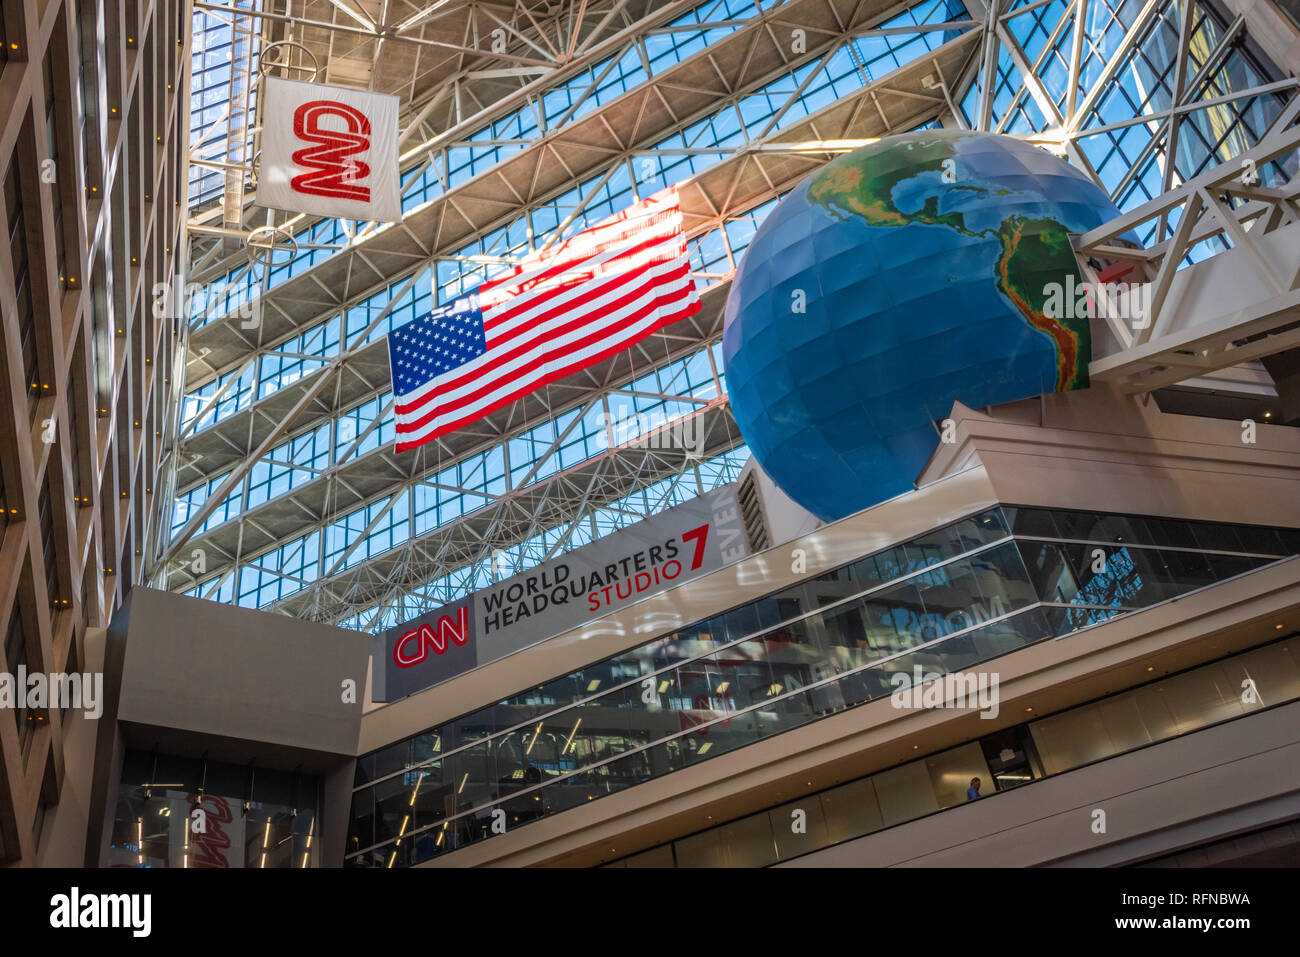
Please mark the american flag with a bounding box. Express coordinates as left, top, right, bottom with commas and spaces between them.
388, 186, 700, 453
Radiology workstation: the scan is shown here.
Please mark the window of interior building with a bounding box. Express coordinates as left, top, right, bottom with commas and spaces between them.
38, 481, 61, 607
43, 51, 69, 290
4, 611, 33, 759
5, 155, 40, 418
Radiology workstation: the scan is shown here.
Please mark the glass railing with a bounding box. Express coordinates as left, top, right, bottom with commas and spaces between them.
344, 506, 1300, 866
607, 633, 1300, 866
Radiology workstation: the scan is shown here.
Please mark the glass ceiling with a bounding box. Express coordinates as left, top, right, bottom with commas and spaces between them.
175, 0, 1293, 632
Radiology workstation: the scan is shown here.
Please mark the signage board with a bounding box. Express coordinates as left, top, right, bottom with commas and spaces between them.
373, 484, 749, 702
258, 76, 402, 223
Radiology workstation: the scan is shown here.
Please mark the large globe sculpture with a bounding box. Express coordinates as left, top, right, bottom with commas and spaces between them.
723, 130, 1122, 522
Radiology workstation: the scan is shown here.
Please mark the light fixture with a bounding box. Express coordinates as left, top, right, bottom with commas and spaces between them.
562, 717, 582, 755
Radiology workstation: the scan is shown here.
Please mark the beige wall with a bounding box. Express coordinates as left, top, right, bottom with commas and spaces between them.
1221, 0, 1300, 79
920, 385, 1300, 529
783, 697, 1300, 867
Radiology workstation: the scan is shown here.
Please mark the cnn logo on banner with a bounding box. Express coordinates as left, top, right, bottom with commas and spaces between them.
258, 77, 402, 223
392, 606, 471, 668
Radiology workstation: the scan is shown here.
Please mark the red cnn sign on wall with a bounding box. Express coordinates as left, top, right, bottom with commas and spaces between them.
258, 77, 402, 223
392, 606, 470, 668
377, 595, 478, 700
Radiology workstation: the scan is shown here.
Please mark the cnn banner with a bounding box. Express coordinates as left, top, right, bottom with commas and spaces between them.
258, 76, 402, 223
372, 486, 749, 702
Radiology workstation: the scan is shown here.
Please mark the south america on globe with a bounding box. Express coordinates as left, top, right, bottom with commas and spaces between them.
722, 130, 1122, 522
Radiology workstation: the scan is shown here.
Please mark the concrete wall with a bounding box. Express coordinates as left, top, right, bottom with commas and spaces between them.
83, 588, 371, 867
739, 457, 823, 546
115, 588, 367, 758
920, 385, 1300, 529
35, 627, 107, 867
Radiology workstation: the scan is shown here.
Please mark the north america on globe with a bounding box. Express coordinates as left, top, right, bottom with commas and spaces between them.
806, 133, 1090, 392
722, 129, 1123, 522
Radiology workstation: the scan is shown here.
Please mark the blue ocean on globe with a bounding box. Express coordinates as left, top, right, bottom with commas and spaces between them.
722, 130, 1123, 522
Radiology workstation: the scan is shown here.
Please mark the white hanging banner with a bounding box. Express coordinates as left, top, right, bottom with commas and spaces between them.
258, 76, 402, 223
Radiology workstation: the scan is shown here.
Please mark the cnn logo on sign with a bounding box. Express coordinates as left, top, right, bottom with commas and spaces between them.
392, 607, 470, 668
292, 101, 373, 202
259, 77, 402, 223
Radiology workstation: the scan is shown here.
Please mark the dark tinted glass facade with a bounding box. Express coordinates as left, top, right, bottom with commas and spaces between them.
109, 752, 322, 869
347, 506, 1300, 867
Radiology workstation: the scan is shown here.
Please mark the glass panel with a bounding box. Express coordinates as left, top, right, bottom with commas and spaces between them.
770, 797, 830, 861
621, 843, 675, 867
873, 759, 941, 827
926, 742, 992, 808
819, 776, 885, 845
110, 752, 321, 868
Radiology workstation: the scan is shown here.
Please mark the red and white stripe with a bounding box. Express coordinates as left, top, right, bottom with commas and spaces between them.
394, 186, 699, 451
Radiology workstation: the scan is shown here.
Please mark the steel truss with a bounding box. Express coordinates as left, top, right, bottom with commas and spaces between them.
1081, 112, 1300, 393
168, 0, 1300, 631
